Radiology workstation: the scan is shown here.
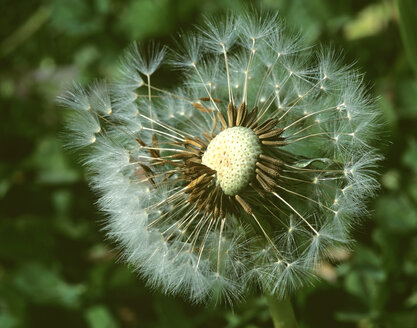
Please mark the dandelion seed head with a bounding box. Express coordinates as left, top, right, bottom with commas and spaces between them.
60, 9, 382, 304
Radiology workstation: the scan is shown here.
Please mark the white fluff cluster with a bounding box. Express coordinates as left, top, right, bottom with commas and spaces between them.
60, 10, 381, 303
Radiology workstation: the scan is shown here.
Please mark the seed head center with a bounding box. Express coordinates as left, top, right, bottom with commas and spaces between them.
202, 127, 261, 195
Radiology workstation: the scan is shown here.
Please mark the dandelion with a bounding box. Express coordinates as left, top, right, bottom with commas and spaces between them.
60, 10, 381, 325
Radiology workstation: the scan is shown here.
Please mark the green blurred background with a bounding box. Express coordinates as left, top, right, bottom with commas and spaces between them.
1, 0, 417, 327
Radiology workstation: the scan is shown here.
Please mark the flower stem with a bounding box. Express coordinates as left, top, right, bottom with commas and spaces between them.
266, 294, 297, 328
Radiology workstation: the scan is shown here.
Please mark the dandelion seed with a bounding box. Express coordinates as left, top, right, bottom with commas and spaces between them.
60, 10, 381, 304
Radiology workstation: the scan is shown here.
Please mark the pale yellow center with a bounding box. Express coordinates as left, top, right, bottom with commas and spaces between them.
201, 127, 261, 195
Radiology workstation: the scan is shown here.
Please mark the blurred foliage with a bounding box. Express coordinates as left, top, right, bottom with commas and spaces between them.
1, 0, 417, 327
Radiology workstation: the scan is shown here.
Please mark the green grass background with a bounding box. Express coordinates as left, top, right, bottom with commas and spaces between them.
1, 0, 416, 327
